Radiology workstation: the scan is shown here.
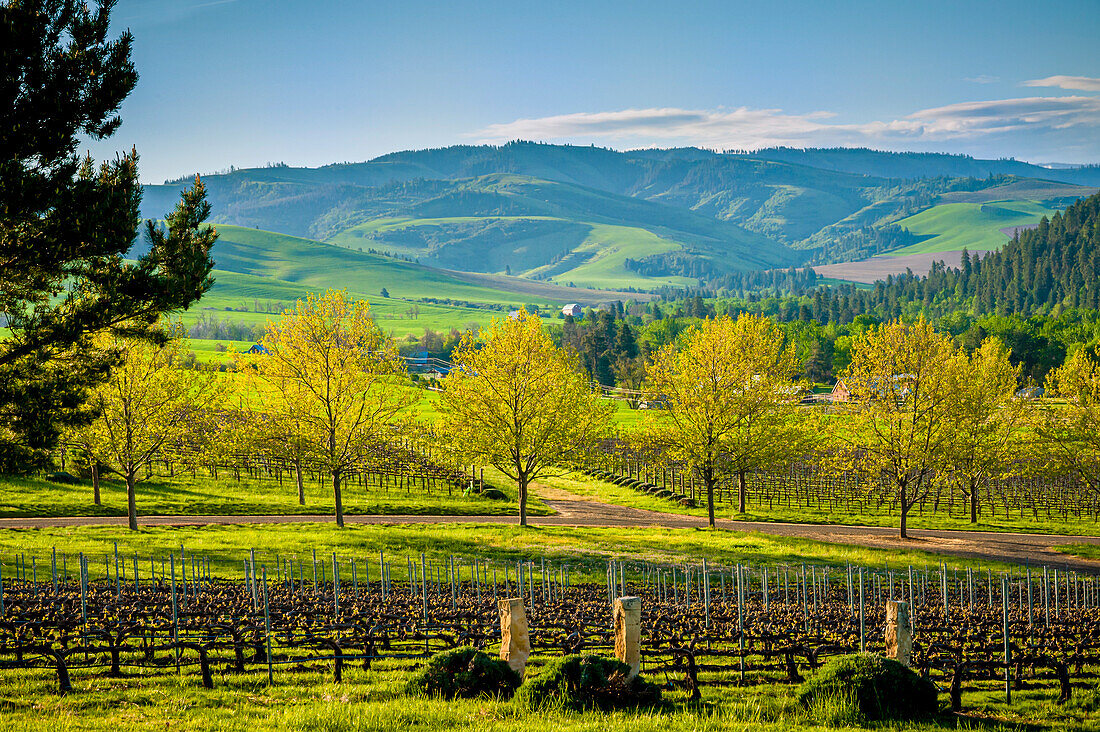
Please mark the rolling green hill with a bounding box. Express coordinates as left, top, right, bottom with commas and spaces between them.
208, 225, 651, 306
887, 200, 1060, 255
174, 269, 502, 341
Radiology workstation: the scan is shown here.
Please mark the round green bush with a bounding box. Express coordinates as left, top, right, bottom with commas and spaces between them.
406, 647, 521, 699
515, 654, 662, 711
481, 488, 506, 500
798, 654, 938, 722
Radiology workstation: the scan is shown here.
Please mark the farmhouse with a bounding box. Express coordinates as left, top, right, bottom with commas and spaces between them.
561, 303, 583, 318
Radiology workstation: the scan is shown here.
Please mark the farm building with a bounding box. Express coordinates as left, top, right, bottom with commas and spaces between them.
562, 303, 583, 318
246, 343, 270, 355
829, 379, 850, 403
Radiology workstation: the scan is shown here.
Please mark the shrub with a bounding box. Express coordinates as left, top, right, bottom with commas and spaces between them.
798, 654, 938, 722
515, 654, 662, 711
406, 647, 520, 699
481, 488, 506, 500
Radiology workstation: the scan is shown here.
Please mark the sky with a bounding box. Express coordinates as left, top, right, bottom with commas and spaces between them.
87, 0, 1100, 183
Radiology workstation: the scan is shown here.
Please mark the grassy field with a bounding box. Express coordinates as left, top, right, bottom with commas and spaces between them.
173, 269, 499, 358
0, 520, 1023, 587
544, 223, 695, 290
6, 651, 1096, 731
540, 471, 1100, 537
212, 225, 557, 305
888, 200, 1059, 256
329, 216, 698, 290
1057, 543, 1100, 562
0, 472, 549, 520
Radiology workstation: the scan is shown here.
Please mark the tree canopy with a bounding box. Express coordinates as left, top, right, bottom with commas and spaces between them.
647, 314, 811, 526
235, 290, 412, 527
439, 310, 611, 526
0, 0, 217, 471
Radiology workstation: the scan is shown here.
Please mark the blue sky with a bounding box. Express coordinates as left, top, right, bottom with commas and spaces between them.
90, 0, 1100, 183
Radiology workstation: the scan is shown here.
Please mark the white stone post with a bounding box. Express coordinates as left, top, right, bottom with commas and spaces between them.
885, 600, 913, 667
498, 597, 530, 675
614, 595, 642, 678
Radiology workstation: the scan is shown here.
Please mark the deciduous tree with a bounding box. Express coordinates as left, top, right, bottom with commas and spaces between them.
236, 290, 411, 527
1041, 348, 1100, 497
79, 327, 220, 530
942, 338, 1024, 522
647, 314, 809, 527
841, 317, 957, 538
439, 310, 611, 526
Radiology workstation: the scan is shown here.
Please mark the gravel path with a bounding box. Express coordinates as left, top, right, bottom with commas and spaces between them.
2, 491, 1098, 573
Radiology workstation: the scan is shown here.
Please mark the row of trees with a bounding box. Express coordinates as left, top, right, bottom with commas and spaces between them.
644, 314, 1100, 537
65, 292, 1100, 537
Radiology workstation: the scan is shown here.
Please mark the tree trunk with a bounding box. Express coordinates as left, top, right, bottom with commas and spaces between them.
92, 462, 101, 506
333, 469, 344, 528
737, 469, 747, 514
126, 471, 138, 531
970, 482, 978, 523
705, 470, 716, 528
295, 458, 305, 505
898, 482, 908, 539
518, 475, 528, 527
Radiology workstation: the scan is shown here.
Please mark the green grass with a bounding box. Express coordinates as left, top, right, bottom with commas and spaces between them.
5, 657, 1095, 732
0, 472, 550, 520
0, 520, 1024, 585
887, 200, 1060, 255
330, 216, 698, 290
175, 268, 499, 345
1056, 543, 1100, 561
211, 225, 557, 305
544, 223, 695, 290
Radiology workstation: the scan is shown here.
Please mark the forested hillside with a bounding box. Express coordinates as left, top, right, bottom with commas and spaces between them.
801, 192, 1100, 319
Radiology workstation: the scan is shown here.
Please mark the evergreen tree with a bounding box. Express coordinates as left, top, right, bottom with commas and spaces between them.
1, 0, 217, 471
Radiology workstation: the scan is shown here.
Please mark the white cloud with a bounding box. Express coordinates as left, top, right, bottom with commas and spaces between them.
472, 96, 1100, 152
964, 75, 1000, 84
1024, 75, 1100, 92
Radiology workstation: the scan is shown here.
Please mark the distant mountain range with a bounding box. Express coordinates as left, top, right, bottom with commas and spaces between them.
141, 143, 1099, 291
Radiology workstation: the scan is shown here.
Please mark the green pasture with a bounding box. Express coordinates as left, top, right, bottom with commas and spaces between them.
544, 223, 695, 290
888, 200, 1059, 256
329, 215, 698, 290
169, 267, 507, 360
327, 214, 563, 257
0, 471, 548, 521
211, 225, 550, 305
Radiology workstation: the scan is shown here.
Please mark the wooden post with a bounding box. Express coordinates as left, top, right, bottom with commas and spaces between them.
263, 567, 273, 685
